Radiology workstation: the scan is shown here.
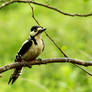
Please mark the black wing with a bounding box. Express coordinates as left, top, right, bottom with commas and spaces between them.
15, 40, 32, 62
18, 40, 32, 56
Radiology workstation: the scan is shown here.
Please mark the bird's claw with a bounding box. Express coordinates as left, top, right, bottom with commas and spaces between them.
28, 65, 32, 68
37, 58, 42, 61
15, 55, 21, 62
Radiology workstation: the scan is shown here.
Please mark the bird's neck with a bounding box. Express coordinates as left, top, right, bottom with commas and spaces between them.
29, 34, 42, 45
30, 34, 42, 41
35, 34, 42, 40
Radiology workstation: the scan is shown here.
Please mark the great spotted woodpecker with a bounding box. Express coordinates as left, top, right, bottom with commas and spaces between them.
8, 26, 46, 84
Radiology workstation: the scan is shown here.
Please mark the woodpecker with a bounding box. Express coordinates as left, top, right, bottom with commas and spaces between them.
8, 26, 46, 84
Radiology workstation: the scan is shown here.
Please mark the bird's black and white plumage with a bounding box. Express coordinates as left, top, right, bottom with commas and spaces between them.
8, 26, 46, 84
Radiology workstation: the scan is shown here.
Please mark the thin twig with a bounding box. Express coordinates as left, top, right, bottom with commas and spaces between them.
45, 32, 68, 57
0, 0, 14, 9
0, 58, 92, 74
28, 3, 41, 26
0, 0, 92, 17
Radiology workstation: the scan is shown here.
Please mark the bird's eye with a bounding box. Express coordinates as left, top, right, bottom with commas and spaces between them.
34, 29, 37, 32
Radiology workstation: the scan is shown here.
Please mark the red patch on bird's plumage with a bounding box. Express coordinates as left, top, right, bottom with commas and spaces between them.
26, 58, 36, 62
18, 59, 22, 62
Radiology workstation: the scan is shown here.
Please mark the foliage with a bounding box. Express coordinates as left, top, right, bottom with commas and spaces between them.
0, 0, 92, 92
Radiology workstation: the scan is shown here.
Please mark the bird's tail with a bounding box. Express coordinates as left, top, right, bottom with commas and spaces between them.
8, 67, 22, 85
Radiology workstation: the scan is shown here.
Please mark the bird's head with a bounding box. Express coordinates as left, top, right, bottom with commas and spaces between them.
30, 26, 46, 37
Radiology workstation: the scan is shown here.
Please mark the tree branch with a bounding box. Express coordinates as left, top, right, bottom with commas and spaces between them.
0, 0, 92, 17
0, 58, 92, 74
0, 0, 14, 9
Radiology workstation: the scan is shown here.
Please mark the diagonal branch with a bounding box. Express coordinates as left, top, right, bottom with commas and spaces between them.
0, 0, 92, 17
0, 0, 14, 9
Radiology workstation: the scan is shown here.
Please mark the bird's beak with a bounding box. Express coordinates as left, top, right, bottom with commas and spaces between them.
39, 28, 46, 33
34, 28, 46, 37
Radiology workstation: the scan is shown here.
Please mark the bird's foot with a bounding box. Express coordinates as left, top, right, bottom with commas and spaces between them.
28, 65, 32, 68
15, 55, 22, 62
0, 74, 2, 78
37, 58, 42, 61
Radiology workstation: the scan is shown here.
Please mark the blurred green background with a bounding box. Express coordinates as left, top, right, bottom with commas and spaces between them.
0, 0, 92, 92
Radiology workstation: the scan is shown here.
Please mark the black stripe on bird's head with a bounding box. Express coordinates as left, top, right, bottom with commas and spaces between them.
31, 26, 40, 32
30, 26, 46, 37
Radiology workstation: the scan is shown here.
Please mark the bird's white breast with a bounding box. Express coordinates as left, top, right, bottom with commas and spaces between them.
22, 38, 43, 61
